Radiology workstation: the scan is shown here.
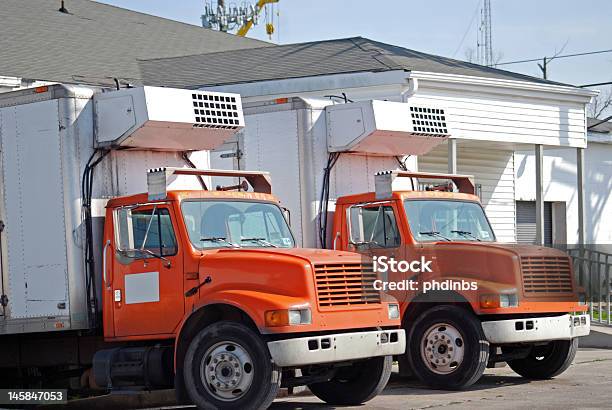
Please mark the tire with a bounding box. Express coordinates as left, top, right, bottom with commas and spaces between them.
308, 356, 392, 405
183, 321, 281, 410
406, 305, 489, 390
506, 338, 578, 379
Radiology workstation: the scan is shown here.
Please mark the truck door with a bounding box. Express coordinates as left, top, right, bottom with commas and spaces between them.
110, 204, 184, 337
346, 202, 407, 303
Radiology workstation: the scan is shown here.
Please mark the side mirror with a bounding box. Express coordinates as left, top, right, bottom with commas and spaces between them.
281, 207, 291, 226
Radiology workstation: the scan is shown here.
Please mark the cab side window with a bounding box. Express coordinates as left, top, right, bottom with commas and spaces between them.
116, 207, 178, 257
349, 204, 401, 248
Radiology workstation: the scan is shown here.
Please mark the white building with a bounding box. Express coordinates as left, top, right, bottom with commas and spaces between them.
139, 37, 598, 245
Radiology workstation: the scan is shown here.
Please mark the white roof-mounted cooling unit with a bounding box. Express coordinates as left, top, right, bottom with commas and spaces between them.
326, 100, 450, 156
94, 87, 244, 151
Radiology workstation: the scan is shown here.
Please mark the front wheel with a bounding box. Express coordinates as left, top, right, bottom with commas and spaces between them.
406, 305, 489, 390
505, 338, 578, 379
183, 321, 281, 410
307, 356, 392, 405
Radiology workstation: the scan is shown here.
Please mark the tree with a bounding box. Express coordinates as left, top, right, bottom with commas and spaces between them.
588, 85, 612, 119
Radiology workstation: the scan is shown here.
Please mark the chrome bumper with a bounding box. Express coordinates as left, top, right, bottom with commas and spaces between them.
482, 314, 590, 344
267, 329, 406, 367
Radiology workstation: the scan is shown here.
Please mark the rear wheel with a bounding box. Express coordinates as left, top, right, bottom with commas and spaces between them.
506, 338, 578, 379
183, 321, 281, 410
406, 305, 489, 389
307, 356, 392, 405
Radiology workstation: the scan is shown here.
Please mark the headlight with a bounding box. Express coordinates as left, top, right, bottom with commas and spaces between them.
388, 303, 400, 319
499, 294, 518, 308
265, 308, 312, 327
480, 293, 518, 309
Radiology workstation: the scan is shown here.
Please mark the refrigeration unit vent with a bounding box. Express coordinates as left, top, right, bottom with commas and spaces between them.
326, 100, 450, 156
410, 106, 448, 135
192, 92, 241, 129
94, 87, 244, 151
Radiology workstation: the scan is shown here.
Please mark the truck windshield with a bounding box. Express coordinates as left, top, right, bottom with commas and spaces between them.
181, 200, 295, 249
404, 200, 495, 242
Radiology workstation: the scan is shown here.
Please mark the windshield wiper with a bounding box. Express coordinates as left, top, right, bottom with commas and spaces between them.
200, 237, 239, 248
240, 237, 278, 248
451, 230, 482, 241
419, 231, 451, 241
350, 240, 382, 249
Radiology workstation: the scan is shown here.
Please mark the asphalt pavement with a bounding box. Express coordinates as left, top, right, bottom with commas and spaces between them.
272, 348, 612, 409
59, 346, 612, 410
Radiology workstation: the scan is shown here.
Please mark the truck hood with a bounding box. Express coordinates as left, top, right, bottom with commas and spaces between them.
426, 241, 576, 301
212, 247, 364, 265
460, 242, 567, 257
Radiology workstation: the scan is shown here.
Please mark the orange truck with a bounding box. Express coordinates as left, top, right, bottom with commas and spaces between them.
331, 170, 590, 389
0, 85, 404, 409
210, 97, 591, 390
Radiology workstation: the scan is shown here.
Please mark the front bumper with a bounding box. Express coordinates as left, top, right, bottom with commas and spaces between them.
267, 329, 406, 367
481, 314, 590, 344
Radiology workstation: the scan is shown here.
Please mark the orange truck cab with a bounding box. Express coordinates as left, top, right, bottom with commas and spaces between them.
94, 167, 405, 409
331, 170, 589, 390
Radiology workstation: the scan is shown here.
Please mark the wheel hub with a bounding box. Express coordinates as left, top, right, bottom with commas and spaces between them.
420, 323, 465, 375
201, 342, 254, 401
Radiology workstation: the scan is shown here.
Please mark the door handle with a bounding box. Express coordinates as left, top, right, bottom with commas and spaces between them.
103, 239, 111, 290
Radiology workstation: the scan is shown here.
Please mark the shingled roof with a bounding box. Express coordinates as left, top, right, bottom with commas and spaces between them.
139, 36, 573, 89
0, 0, 269, 86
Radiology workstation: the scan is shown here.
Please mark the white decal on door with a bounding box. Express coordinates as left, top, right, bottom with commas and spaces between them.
124, 271, 160, 304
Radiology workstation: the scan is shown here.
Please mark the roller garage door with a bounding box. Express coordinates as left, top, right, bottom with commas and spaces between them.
516, 201, 552, 245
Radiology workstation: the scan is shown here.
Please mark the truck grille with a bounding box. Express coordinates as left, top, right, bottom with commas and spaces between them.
521, 256, 573, 294
314, 263, 381, 308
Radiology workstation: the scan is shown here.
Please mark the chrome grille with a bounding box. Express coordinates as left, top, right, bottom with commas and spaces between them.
314, 263, 381, 308
521, 256, 573, 294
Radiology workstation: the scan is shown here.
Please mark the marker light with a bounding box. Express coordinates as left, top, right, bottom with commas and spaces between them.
265, 308, 311, 327
480, 293, 518, 309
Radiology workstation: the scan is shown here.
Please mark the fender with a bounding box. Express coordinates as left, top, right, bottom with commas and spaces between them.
186, 289, 309, 333
173, 289, 309, 368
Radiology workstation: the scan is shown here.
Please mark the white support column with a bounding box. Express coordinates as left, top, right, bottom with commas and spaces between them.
535, 144, 544, 246
448, 138, 457, 174
577, 147, 586, 245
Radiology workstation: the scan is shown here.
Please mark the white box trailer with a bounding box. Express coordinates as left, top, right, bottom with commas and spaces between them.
210, 97, 449, 248
0, 84, 243, 335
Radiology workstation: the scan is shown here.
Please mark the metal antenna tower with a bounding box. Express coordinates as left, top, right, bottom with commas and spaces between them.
476, 0, 493, 66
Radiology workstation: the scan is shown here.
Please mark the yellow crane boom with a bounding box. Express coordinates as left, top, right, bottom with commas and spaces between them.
236, 0, 279, 37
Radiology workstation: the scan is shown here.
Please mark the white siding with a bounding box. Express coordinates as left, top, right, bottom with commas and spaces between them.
418, 143, 516, 243
405, 86, 587, 148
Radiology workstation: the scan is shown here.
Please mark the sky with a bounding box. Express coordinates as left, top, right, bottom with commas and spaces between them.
96, 0, 612, 107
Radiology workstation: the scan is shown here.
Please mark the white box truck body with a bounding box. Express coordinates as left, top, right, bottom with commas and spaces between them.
0, 85, 240, 335
211, 97, 449, 248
